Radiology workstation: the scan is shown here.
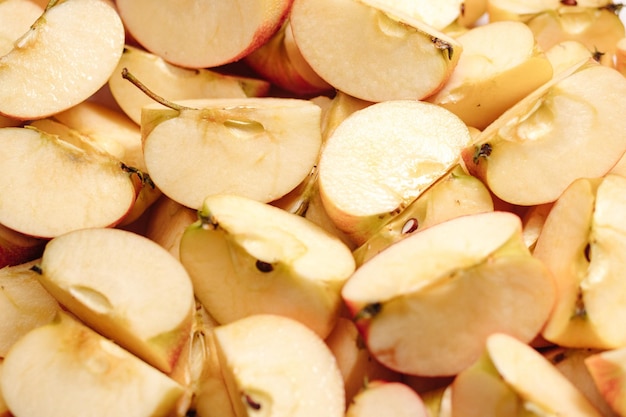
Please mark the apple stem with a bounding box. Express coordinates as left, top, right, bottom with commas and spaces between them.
121, 68, 194, 112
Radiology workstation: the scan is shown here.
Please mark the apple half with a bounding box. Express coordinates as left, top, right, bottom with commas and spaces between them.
116, 0, 292, 68
142, 97, 322, 209
289, 0, 462, 102
213, 314, 345, 417
1, 313, 186, 417
342, 211, 556, 376
35, 227, 195, 374
179, 194, 356, 339
0, 0, 125, 119
318, 100, 472, 245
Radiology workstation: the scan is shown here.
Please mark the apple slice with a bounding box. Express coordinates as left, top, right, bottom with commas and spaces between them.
1, 313, 186, 417
318, 100, 471, 246
35, 227, 195, 374
342, 211, 556, 376
534, 174, 626, 349
0, 0, 47, 56
109, 45, 270, 125
179, 194, 356, 339
585, 347, 626, 416
545, 40, 595, 76
0, 127, 136, 238
116, 0, 292, 69
325, 317, 401, 405
289, 0, 462, 102
484, 333, 602, 417
0, 260, 60, 357
353, 165, 494, 265
616, 37, 626, 76
462, 59, 626, 206
144, 196, 198, 261
141, 97, 322, 209
0, 0, 125, 119
0, 223, 46, 268
346, 380, 429, 417
213, 314, 345, 417
486, 0, 559, 22
457, 0, 488, 27
427, 20, 553, 130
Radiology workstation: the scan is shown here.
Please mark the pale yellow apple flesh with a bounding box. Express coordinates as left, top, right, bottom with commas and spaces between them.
109, 45, 270, 125
0, 0, 47, 56
1, 313, 186, 417
346, 380, 429, 417
0, 0, 125, 119
213, 314, 346, 417
290, 0, 462, 102
342, 211, 555, 376
142, 97, 322, 209
144, 196, 198, 261
585, 347, 626, 416
115, 0, 292, 68
318, 100, 472, 245
0, 127, 136, 238
180, 194, 355, 339
37, 227, 195, 373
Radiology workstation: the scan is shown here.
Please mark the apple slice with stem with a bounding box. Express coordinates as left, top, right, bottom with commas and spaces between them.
289, 0, 462, 102
346, 380, 429, 417
34, 227, 195, 374
0, 0, 47, 56
585, 347, 626, 416
179, 194, 356, 339
0, 0, 125, 119
342, 211, 556, 377
0, 260, 60, 357
213, 314, 345, 417
353, 164, 494, 266
427, 20, 553, 130
318, 100, 472, 246
462, 59, 626, 206
0, 126, 137, 239
116, 0, 292, 69
1, 313, 186, 417
109, 45, 270, 125
534, 174, 626, 349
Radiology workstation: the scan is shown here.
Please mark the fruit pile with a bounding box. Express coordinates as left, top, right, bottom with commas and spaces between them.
1, 0, 626, 416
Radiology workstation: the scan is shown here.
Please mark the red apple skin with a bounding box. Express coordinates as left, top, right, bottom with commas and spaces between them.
0, 224, 46, 268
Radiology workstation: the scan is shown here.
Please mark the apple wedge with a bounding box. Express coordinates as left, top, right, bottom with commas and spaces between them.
289, 0, 462, 102
545, 40, 595, 77
346, 380, 429, 417
144, 196, 198, 261
179, 194, 356, 339
0, 260, 60, 357
342, 211, 556, 376
1, 313, 186, 417
0, 0, 47, 56
318, 100, 472, 245
0, 0, 125, 119
534, 174, 626, 349
427, 20, 553, 130
109, 45, 270, 125
141, 97, 322, 209
0, 127, 137, 239
34, 227, 195, 374
116, 0, 292, 69
585, 347, 626, 416
462, 59, 626, 206
213, 314, 345, 417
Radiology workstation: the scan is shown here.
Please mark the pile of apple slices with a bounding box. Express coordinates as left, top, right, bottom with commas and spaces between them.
3, 0, 626, 416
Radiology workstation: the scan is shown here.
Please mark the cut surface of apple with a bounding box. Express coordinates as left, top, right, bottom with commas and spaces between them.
142, 97, 322, 209
346, 380, 429, 417
0, 0, 125, 119
0, 0, 47, 57
213, 314, 345, 417
318, 100, 471, 245
342, 211, 555, 376
109, 45, 270, 125
180, 194, 356, 339
463, 60, 626, 206
37, 227, 195, 373
1, 313, 185, 417
116, 0, 292, 68
427, 20, 553, 130
290, 0, 461, 102
534, 174, 626, 349
0, 127, 136, 238
585, 347, 626, 416
0, 260, 60, 357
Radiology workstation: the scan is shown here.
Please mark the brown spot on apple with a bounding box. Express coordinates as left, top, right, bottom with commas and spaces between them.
244, 393, 262, 410
255, 260, 274, 273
